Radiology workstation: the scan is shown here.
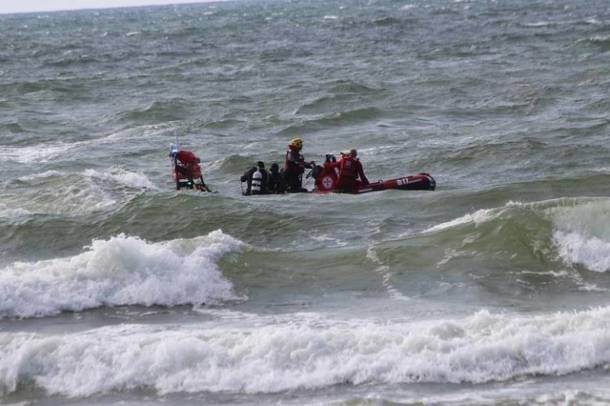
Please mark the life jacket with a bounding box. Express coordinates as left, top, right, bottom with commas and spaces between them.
251, 169, 263, 194
285, 148, 305, 174
339, 156, 357, 180
332, 156, 359, 192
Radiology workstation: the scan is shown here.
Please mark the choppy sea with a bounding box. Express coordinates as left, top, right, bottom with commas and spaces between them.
1, 0, 610, 404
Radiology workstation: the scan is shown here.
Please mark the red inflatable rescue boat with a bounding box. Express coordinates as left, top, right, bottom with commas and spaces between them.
310, 162, 435, 194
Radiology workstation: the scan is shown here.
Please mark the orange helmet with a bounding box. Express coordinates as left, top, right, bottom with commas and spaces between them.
289, 137, 303, 150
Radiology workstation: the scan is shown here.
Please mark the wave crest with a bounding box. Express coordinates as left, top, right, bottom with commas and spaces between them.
423, 198, 610, 274
0, 230, 242, 319
2, 307, 609, 396
551, 200, 610, 272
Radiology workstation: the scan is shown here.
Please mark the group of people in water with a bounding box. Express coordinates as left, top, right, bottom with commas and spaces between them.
240, 161, 285, 194
171, 136, 370, 194
240, 137, 369, 195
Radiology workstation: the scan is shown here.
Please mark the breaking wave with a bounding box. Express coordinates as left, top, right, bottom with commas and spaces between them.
1, 306, 609, 396
0, 230, 242, 319
552, 200, 610, 273
6, 168, 157, 217
423, 198, 610, 274
83, 167, 156, 190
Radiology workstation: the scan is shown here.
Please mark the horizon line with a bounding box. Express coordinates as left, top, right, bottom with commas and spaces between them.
0, 0, 233, 16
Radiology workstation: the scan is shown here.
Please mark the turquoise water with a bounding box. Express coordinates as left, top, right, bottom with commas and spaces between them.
1, 0, 610, 404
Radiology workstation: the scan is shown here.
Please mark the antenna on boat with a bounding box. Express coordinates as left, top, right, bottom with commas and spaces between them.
169, 130, 179, 158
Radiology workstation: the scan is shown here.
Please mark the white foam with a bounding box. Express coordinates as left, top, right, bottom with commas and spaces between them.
0, 203, 31, 219
27, 177, 117, 215
83, 167, 156, 190
584, 18, 602, 25
0, 230, 242, 319
16, 170, 63, 181
554, 231, 610, 273
589, 35, 610, 42
310, 234, 348, 247
0, 125, 170, 166
523, 21, 554, 28
424, 207, 496, 233
1, 307, 609, 396
551, 200, 610, 272
0, 143, 78, 164
103, 124, 172, 143
424, 199, 610, 273
11, 167, 153, 216
366, 246, 409, 301
592, 166, 610, 174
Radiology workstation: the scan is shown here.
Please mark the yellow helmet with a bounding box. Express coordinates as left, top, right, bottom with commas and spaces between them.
289, 137, 303, 150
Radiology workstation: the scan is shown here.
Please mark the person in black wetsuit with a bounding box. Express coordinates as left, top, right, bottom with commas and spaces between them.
240, 161, 268, 195
267, 162, 285, 194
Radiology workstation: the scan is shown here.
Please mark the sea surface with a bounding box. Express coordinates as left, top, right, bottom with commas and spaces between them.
1, 0, 610, 404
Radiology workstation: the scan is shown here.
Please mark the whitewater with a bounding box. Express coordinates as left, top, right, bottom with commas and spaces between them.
1, 0, 609, 404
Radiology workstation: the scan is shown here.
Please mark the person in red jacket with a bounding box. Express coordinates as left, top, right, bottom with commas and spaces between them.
171, 149, 212, 192
332, 149, 369, 193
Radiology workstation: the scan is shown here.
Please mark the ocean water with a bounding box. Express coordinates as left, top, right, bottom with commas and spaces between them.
1, 0, 610, 404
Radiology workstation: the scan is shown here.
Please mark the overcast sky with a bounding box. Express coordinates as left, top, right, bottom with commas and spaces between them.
0, 0, 220, 14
